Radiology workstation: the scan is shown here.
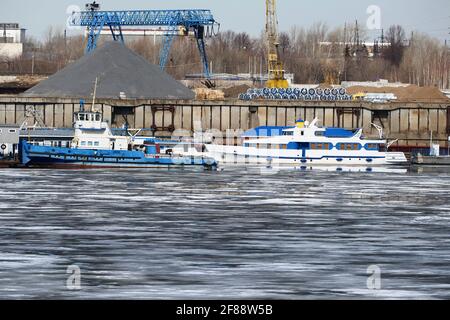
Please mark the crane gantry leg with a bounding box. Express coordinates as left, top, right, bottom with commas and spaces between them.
194, 26, 210, 78
159, 27, 177, 72
159, 25, 210, 78
86, 14, 124, 53
86, 15, 107, 53
108, 13, 124, 43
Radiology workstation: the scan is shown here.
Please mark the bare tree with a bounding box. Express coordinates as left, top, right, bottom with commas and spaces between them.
1, 24, 448, 89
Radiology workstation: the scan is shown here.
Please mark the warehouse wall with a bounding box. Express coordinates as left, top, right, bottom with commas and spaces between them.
0, 97, 448, 147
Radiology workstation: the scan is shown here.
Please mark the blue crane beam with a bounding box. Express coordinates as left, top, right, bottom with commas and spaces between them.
69, 9, 217, 77
71, 9, 216, 27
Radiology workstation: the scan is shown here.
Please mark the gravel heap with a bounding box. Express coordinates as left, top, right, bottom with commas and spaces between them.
22, 41, 194, 100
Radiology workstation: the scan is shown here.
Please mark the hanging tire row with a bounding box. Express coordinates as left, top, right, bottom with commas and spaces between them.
239, 87, 353, 101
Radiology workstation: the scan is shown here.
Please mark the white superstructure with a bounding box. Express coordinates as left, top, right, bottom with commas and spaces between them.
71, 111, 129, 151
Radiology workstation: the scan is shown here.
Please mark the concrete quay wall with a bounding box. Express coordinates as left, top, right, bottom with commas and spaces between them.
0, 97, 449, 147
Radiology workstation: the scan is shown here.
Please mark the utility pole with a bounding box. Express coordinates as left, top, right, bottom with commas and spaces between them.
355, 20, 360, 48
260, 56, 263, 85
344, 22, 347, 44
447, 27, 450, 90
31, 52, 35, 75
343, 22, 349, 81
64, 29, 67, 63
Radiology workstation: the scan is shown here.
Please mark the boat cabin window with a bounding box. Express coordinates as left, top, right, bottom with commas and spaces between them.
366, 143, 379, 150
311, 143, 331, 150
339, 143, 361, 150
78, 113, 101, 122
80, 141, 86, 146
283, 131, 294, 136
315, 131, 325, 137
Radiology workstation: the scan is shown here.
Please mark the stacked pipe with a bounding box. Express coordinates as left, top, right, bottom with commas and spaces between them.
238, 87, 353, 101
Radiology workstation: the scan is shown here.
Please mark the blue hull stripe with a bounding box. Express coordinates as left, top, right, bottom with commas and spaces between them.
256, 155, 385, 160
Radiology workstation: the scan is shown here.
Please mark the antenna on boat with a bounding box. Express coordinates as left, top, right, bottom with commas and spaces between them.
91, 77, 98, 112
371, 123, 384, 139
386, 139, 398, 150
309, 118, 319, 127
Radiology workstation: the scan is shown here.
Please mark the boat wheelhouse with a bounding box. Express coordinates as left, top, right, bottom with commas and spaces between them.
71, 111, 129, 151
205, 118, 407, 166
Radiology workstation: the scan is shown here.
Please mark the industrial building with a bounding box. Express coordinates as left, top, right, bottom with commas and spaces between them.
0, 23, 26, 59
0, 124, 19, 158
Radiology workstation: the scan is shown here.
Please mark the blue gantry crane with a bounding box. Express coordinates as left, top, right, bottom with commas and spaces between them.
69, 3, 218, 77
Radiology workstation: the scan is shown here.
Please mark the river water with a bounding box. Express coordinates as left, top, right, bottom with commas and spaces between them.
0, 166, 449, 299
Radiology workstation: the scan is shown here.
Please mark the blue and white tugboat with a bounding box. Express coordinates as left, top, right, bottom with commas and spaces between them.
206, 118, 407, 166
19, 109, 216, 169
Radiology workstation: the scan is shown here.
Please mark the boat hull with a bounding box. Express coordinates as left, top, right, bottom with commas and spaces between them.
206, 144, 407, 166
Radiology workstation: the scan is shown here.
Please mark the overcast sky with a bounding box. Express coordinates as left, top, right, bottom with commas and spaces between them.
1, 0, 449, 42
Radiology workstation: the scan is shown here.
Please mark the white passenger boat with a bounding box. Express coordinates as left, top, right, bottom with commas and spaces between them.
205, 119, 407, 166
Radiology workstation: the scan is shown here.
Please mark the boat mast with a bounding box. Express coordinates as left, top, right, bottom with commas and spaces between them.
91, 77, 98, 112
